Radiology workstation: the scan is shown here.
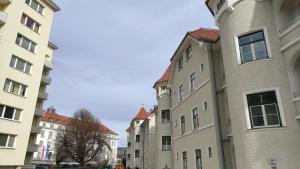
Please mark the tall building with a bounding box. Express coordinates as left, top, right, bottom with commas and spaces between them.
32, 108, 119, 166
0, 0, 60, 169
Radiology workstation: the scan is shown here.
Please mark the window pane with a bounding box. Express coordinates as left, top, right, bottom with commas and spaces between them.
14, 109, 21, 121
21, 38, 30, 50
30, 43, 36, 53
253, 41, 268, 60
250, 106, 264, 127
31, 0, 39, 11
38, 5, 44, 14
239, 35, 251, 45
7, 136, 15, 147
26, 17, 34, 29
12, 83, 20, 95
261, 91, 277, 104
10, 56, 17, 68
265, 104, 280, 125
251, 31, 264, 42
16, 59, 25, 71
25, 63, 31, 74
4, 107, 14, 119
16, 34, 22, 45
0, 105, 4, 117
20, 85, 26, 96
0, 134, 8, 147
4, 80, 10, 92
247, 94, 261, 106
25, 0, 30, 5
240, 44, 253, 63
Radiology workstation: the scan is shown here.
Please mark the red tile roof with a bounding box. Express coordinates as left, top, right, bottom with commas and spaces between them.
133, 107, 151, 120
153, 65, 170, 88
42, 112, 118, 135
188, 28, 220, 42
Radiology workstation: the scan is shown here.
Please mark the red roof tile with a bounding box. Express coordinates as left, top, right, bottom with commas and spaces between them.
188, 28, 220, 42
153, 65, 170, 87
133, 107, 150, 120
42, 112, 117, 135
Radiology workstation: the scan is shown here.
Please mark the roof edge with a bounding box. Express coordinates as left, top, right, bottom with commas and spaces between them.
48, 41, 58, 50
205, 0, 215, 16
43, 0, 61, 12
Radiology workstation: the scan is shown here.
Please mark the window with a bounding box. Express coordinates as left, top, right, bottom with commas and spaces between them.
238, 31, 268, 64
178, 85, 184, 102
203, 102, 208, 111
217, 0, 225, 10
182, 151, 187, 169
50, 124, 54, 129
162, 136, 171, 151
47, 141, 51, 149
128, 142, 131, 147
161, 110, 170, 123
200, 64, 204, 72
186, 45, 192, 61
135, 150, 140, 158
136, 135, 140, 142
39, 141, 43, 146
178, 56, 183, 71
0, 104, 21, 121
127, 154, 130, 160
180, 116, 185, 135
16, 34, 36, 53
192, 108, 199, 130
190, 72, 196, 92
207, 147, 212, 158
41, 130, 45, 138
48, 131, 53, 139
0, 133, 16, 148
247, 91, 282, 128
195, 149, 202, 169
136, 120, 140, 125
21, 13, 40, 33
4, 79, 27, 97
25, 0, 44, 15
10, 55, 32, 74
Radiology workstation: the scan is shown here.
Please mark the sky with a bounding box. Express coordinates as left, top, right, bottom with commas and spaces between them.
46, 0, 216, 147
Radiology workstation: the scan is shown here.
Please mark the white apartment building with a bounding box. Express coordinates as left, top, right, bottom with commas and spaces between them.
0, 1, 59, 169
127, 0, 300, 168
32, 108, 119, 166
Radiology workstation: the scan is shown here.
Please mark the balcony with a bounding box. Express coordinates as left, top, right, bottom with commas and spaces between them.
41, 75, 51, 85
31, 125, 42, 134
27, 144, 39, 152
0, 11, 7, 25
44, 59, 53, 70
0, 0, 11, 5
34, 108, 44, 117
38, 91, 48, 100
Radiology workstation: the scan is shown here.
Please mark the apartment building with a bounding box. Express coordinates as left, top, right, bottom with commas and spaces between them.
0, 0, 60, 169
32, 108, 119, 166
126, 107, 151, 169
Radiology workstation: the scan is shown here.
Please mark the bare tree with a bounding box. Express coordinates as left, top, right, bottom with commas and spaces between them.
59, 109, 110, 166
55, 132, 67, 166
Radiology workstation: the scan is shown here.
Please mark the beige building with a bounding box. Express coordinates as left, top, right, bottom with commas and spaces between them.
0, 0, 60, 168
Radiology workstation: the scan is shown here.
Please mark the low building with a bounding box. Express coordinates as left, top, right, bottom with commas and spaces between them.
32, 108, 119, 166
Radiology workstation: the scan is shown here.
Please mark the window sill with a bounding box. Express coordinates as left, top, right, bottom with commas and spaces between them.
3, 91, 27, 98
0, 147, 15, 150
21, 23, 41, 35
162, 150, 172, 151
0, 117, 21, 123
10, 67, 32, 76
248, 126, 287, 132
238, 58, 271, 66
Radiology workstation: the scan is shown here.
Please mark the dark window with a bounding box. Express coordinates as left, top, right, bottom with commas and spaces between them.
195, 149, 202, 169
4, 107, 14, 119
247, 91, 282, 128
161, 110, 170, 123
182, 151, 187, 169
208, 147, 212, 158
186, 45, 192, 61
25, 0, 44, 15
193, 108, 199, 130
162, 136, 171, 151
178, 57, 183, 71
135, 150, 140, 158
181, 116, 185, 135
136, 135, 140, 142
238, 31, 268, 64
217, 0, 225, 10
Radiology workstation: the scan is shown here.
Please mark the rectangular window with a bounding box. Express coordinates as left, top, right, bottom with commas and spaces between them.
10, 55, 32, 74
238, 31, 268, 64
0, 104, 21, 121
161, 109, 170, 123
127, 154, 130, 160
178, 56, 183, 71
178, 85, 184, 102
0, 133, 16, 148
203, 102, 208, 111
136, 135, 140, 142
182, 151, 187, 169
207, 147, 212, 158
193, 108, 199, 130
135, 150, 140, 158
190, 72, 196, 92
162, 136, 171, 151
48, 131, 53, 139
195, 149, 202, 169
247, 91, 282, 128
128, 142, 131, 147
4, 79, 27, 97
186, 45, 192, 61
21, 13, 41, 33
25, 0, 44, 15
41, 130, 45, 138
180, 116, 185, 135
16, 34, 36, 53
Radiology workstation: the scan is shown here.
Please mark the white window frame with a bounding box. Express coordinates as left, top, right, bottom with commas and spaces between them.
190, 72, 196, 92
161, 109, 171, 124
21, 13, 41, 33
4, 79, 27, 97
161, 136, 171, 151
191, 107, 199, 130
207, 146, 212, 159
0, 134, 16, 148
10, 55, 32, 74
0, 105, 22, 122
234, 27, 272, 65
178, 84, 184, 102
16, 34, 37, 53
26, 0, 45, 15
242, 87, 286, 129
194, 148, 203, 169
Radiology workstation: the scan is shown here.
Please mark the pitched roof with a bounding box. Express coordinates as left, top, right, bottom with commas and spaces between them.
42, 112, 118, 135
133, 107, 151, 120
126, 125, 135, 132
188, 28, 220, 42
153, 65, 170, 88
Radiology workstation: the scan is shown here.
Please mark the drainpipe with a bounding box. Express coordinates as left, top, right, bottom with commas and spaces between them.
209, 42, 226, 169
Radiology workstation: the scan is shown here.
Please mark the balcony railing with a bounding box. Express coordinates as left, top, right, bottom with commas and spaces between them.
31, 125, 42, 134
44, 59, 53, 70
34, 108, 44, 117
38, 91, 48, 100
27, 144, 39, 152
0, 11, 7, 25
41, 75, 51, 85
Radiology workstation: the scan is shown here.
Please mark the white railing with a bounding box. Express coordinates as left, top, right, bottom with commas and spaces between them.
0, 11, 7, 25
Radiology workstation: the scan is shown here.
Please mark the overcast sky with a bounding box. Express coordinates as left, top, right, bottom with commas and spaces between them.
46, 0, 215, 146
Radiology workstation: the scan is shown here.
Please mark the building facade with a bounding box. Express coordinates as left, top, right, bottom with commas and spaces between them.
0, 0, 59, 168
126, 1, 300, 168
32, 108, 119, 166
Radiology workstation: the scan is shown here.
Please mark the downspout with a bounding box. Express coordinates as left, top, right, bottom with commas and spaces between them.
209, 42, 226, 169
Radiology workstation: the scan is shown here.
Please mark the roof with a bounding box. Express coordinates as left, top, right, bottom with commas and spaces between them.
42, 112, 118, 135
188, 28, 220, 42
133, 107, 151, 120
205, 0, 214, 16
153, 66, 170, 88
43, 0, 61, 12
126, 125, 135, 132
48, 41, 58, 50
